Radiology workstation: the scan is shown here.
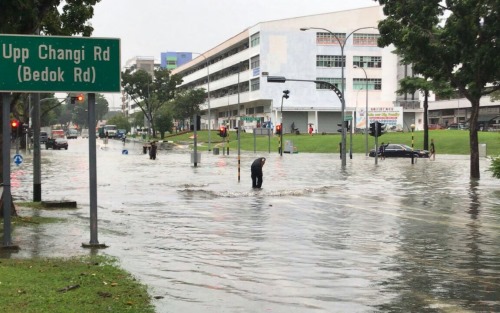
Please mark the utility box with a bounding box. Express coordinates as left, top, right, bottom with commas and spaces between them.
284, 140, 297, 153
191, 152, 201, 163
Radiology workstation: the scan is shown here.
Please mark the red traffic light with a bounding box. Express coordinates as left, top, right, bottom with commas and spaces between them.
11, 119, 19, 128
77, 94, 84, 101
275, 124, 282, 134
218, 126, 227, 137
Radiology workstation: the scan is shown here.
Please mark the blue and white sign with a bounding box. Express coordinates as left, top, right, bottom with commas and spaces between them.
122, 149, 128, 155
13, 154, 23, 166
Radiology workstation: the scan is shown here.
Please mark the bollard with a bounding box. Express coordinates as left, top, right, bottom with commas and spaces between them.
213, 148, 219, 155
143, 146, 147, 154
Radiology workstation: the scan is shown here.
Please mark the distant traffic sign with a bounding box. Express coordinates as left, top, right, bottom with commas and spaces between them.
13, 154, 23, 166
0, 34, 120, 93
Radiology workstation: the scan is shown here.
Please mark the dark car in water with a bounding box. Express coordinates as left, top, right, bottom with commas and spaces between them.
369, 143, 429, 158
46, 138, 68, 150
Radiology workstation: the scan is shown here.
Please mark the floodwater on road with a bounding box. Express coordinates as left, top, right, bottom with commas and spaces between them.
4, 138, 500, 313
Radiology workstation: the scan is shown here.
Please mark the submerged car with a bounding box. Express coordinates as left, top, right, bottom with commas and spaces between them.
46, 138, 68, 150
369, 143, 429, 158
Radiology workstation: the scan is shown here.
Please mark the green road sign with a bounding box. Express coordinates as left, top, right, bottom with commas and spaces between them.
345, 115, 353, 121
0, 34, 120, 93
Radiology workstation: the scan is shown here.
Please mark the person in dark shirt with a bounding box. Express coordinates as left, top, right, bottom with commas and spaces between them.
429, 138, 435, 161
149, 141, 157, 160
251, 157, 266, 188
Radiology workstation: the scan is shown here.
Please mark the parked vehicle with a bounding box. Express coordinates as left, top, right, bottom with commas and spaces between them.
45, 138, 68, 150
447, 123, 468, 130
66, 128, 78, 139
116, 129, 127, 139
81, 128, 89, 138
39, 131, 48, 143
369, 143, 429, 158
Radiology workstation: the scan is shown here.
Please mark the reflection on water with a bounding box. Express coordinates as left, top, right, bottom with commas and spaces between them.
4, 139, 500, 312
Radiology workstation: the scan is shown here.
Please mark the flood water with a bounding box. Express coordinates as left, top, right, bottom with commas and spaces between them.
4, 138, 500, 312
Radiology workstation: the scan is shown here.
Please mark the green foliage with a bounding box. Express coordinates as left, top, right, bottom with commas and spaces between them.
171, 88, 207, 121
0, 255, 154, 313
121, 68, 182, 136
107, 113, 131, 133
154, 106, 174, 139
489, 156, 500, 179
376, 0, 500, 179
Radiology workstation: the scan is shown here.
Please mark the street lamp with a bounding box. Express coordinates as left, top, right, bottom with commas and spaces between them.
301, 26, 377, 167
193, 52, 211, 151
354, 65, 369, 156
280, 90, 290, 156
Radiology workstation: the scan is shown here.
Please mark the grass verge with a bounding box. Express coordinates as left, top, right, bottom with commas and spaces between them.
0, 255, 154, 313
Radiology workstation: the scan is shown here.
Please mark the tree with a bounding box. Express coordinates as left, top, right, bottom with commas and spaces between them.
154, 105, 174, 139
376, 0, 500, 179
0, 1, 100, 217
171, 89, 207, 129
121, 68, 182, 137
397, 76, 453, 150
106, 113, 131, 133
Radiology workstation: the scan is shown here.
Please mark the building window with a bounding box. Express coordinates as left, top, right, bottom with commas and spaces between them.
316, 55, 345, 68
353, 56, 382, 68
250, 32, 260, 47
246, 107, 255, 115
353, 78, 382, 90
250, 78, 260, 91
316, 77, 345, 90
250, 55, 260, 69
353, 33, 380, 46
316, 32, 346, 45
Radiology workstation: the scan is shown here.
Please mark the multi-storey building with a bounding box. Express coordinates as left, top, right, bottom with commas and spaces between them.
121, 56, 160, 116
171, 6, 424, 134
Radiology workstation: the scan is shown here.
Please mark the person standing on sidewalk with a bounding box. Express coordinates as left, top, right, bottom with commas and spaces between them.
429, 138, 436, 161
251, 157, 266, 188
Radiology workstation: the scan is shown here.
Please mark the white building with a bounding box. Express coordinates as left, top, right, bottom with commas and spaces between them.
121, 56, 160, 116
172, 6, 424, 134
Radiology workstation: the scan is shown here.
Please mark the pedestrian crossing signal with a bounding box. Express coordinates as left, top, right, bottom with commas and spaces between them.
218, 126, 227, 137
276, 124, 282, 135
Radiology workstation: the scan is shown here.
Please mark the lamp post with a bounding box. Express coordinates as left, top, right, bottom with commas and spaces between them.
353, 65, 369, 156
280, 90, 290, 156
411, 123, 415, 164
193, 52, 211, 151
301, 26, 377, 167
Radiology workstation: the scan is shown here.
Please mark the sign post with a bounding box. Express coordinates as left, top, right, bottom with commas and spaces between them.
0, 34, 120, 249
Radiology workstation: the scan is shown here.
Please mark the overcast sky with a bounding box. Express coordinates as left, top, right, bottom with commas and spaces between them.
89, 0, 378, 108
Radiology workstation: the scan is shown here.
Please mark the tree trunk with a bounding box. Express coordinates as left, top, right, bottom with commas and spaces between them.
468, 98, 481, 179
423, 91, 429, 150
0, 93, 19, 218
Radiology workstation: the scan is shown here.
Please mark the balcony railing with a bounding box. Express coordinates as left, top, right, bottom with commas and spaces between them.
394, 100, 421, 110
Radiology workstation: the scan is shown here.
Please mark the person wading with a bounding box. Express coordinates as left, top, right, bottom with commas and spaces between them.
251, 157, 266, 188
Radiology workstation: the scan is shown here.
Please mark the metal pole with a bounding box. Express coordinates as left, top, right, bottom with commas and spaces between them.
193, 53, 211, 151
280, 96, 284, 156
33, 93, 41, 201
411, 124, 415, 165
237, 120, 241, 182
2, 93, 14, 248
300, 27, 377, 166
87, 93, 100, 246
193, 113, 198, 167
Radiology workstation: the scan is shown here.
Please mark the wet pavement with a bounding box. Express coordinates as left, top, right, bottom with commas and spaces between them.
4, 138, 500, 312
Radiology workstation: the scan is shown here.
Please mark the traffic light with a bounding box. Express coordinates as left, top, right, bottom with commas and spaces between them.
70, 93, 84, 104
282, 90, 290, 99
369, 122, 376, 137
11, 119, 20, 137
376, 122, 384, 137
276, 124, 282, 135
344, 120, 350, 131
218, 126, 227, 137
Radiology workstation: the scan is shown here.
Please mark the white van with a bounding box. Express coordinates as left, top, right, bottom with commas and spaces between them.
81, 128, 89, 138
